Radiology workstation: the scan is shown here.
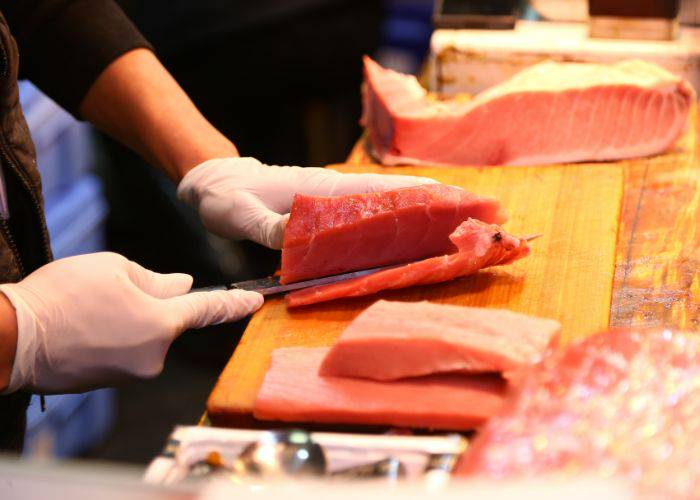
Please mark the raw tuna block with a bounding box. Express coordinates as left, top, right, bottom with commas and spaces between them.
254, 347, 507, 431
286, 218, 530, 308
280, 184, 506, 284
363, 56, 695, 166
457, 329, 700, 498
319, 300, 561, 381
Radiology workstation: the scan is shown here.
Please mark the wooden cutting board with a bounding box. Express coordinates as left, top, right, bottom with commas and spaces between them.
208, 162, 625, 427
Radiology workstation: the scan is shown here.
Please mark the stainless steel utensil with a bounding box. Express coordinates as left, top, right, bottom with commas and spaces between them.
232, 429, 326, 479
230, 429, 407, 482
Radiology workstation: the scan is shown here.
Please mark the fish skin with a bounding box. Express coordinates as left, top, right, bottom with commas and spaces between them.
285, 218, 530, 308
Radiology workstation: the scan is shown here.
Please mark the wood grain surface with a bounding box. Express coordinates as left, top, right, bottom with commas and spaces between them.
208, 162, 624, 427
610, 130, 700, 331
349, 123, 700, 333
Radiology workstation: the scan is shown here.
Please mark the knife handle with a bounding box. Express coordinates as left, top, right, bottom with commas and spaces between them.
189, 285, 229, 294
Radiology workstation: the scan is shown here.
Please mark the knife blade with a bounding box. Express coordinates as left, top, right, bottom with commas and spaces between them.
194, 264, 404, 296
192, 233, 542, 296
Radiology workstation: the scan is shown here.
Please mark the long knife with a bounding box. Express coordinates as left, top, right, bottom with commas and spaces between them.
192, 264, 403, 296
193, 234, 541, 296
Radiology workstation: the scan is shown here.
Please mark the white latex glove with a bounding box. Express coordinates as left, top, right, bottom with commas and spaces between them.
0, 252, 263, 394
177, 157, 437, 249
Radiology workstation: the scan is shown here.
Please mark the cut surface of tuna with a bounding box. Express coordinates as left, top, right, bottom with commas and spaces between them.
253, 347, 507, 430
319, 300, 561, 381
280, 184, 506, 284
457, 329, 700, 498
286, 218, 530, 308
363, 56, 695, 166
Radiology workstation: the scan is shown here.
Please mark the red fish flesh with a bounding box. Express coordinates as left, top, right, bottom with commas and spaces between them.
286, 218, 530, 307
319, 300, 560, 381
457, 329, 700, 498
280, 184, 506, 284
363, 56, 695, 166
253, 347, 507, 430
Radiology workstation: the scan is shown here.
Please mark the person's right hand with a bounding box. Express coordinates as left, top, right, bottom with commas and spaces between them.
0, 252, 263, 394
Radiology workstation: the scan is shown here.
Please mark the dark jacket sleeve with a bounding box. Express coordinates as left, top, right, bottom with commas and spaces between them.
1, 0, 153, 117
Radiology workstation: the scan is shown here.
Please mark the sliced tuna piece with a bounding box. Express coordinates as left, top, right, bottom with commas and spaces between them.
280, 184, 506, 284
253, 347, 507, 430
457, 329, 700, 498
319, 300, 561, 381
363, 57, 695, 166
286, 218, 530, 308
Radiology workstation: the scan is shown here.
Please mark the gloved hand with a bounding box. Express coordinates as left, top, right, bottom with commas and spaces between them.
0, 252, 263, 394
177, 157, 437, 249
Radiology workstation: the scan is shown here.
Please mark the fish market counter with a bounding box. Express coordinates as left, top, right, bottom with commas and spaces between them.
202, 111, 699, 431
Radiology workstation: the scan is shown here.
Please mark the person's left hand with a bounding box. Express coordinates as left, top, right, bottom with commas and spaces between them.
176, 157, 437, 249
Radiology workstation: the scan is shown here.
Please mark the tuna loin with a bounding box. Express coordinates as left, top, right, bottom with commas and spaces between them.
280, 184, 506, 284
253, 347, 507, 430
319, 300, 561, 381
286, 218, 530, 308
457, 329, 700, 498
363, 57, 695, 166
